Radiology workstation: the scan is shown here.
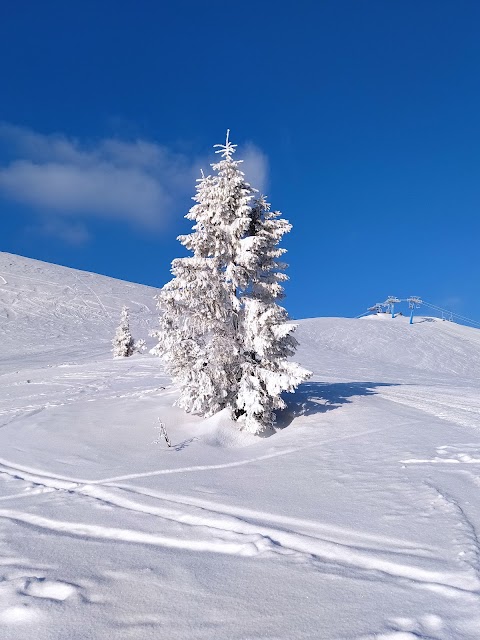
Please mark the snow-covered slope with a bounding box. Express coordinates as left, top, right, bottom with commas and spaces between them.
297, 314, 480, 384
1, 252, 480, 640
0, 252, 158, 371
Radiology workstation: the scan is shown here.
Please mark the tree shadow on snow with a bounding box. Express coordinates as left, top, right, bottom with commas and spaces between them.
275, 381, 396, 431
172, 437, 199, 452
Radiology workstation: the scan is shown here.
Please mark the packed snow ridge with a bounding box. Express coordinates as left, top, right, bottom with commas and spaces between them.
1, 250, 480, 639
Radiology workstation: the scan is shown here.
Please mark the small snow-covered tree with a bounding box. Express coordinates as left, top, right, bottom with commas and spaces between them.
112, 306, 134, 358
154, 133, 310, 433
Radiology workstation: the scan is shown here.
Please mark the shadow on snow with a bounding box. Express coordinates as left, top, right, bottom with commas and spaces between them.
275, 381, 396, 430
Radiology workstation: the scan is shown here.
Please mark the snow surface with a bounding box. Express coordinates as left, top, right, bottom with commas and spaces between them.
1, 251, 480, 639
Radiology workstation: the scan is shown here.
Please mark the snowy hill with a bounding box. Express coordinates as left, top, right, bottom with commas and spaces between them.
1, 252, 480, 640
297, 314, 480, 384
0, 251, 158, 371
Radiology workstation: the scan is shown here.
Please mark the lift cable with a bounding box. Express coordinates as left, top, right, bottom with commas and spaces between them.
421, 301, 480, 329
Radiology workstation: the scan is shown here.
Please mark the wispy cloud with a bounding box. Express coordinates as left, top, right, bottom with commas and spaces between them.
0, 123, 269, 243
26, 219, 90, 246
0, 123, 194, 229
241, 143, 269, 195
1, 160, 172, 225
441, 296, 463, 311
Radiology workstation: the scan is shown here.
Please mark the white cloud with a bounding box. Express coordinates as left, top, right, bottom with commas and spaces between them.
26, 219, 90, 246
1, 160, 169, 227
0, 123, 193, 229
441, 296, 463, 311
240, 143, 269, 195
0, 123, 269, 243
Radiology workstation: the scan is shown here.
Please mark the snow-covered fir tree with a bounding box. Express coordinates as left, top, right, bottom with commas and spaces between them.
112, 306, 135, 358
133, 338, 146, 353
152, 133, 254, 415
153, 132, 310, 433
234, 196, 311, 433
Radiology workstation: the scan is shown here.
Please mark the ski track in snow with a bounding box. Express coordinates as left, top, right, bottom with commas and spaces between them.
426, 483, 480, 579
403, 443, 480, 467
0, 365, 169, 429
0, 509, 263, 556
0, 503, 476, 599
1, 457, 479, 599
70, 269, 113, 324
0, 424, 388, 488
108, 484, 434, 553
378, 387, 480, 431
95, 425, 390, 483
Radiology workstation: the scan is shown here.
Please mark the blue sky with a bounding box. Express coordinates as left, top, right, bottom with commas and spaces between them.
1, 0, 479, 321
